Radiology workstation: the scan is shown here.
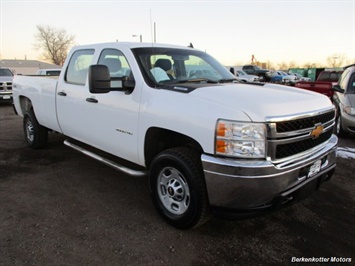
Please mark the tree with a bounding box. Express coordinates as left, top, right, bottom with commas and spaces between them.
34, 25, 75, 66
326, 54, 346, 68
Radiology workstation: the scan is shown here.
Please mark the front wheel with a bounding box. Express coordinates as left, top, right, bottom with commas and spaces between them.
149, 148, 211, 229
23, 110, 48, 149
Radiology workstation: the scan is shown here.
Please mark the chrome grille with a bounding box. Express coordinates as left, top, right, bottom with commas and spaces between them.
267, 108, 336, 162
276, 110, 335, 133
275, 129, 333, 159
0, 82, 12, 91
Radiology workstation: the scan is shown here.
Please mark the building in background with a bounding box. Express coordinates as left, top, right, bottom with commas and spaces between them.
0, 59, 61, 75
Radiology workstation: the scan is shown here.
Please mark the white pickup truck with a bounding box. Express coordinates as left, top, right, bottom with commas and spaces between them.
13, 42, 337, 229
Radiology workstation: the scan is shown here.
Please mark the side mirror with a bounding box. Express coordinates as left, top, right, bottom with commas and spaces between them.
122, 76, 135, 92
332, 84, 344, 93
229, 67, 235, 75
88, 65, 111, 93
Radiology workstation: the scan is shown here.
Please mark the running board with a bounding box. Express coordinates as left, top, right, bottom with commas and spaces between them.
64, 139, 147, 177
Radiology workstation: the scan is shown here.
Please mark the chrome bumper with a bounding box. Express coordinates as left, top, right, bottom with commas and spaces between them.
342, 113, 355, 133
202, 135, 337, 210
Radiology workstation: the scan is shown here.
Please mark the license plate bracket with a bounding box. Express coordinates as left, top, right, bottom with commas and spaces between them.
308, 159, 321, 177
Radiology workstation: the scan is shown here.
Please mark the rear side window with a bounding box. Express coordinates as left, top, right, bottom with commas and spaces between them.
65, 49, 94, 85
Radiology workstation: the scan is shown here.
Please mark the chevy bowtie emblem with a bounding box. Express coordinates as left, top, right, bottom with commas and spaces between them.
311, 124, 324, 139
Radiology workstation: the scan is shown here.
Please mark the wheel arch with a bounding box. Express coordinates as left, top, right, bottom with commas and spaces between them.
19, 96, 34, 115
144, 127, 203, 168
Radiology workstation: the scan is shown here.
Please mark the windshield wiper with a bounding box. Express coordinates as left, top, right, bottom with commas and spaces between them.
218, 78, 238, 83
177, 78, 218, 84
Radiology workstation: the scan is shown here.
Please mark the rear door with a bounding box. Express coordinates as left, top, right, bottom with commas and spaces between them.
56, 49, 95, 142
56, 48, 141, 164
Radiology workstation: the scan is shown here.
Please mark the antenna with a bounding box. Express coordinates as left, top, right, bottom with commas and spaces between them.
150, 9, 156, 43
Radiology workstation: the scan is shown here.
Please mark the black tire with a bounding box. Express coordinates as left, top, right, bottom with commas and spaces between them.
149, 148, 211, 229
23, 109, 48, 149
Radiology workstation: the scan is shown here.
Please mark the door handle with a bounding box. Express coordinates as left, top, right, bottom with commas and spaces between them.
58, 91, 67, 96
86, 97, 98, 103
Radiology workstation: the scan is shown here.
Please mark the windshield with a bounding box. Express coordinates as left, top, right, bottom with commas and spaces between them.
0, 68, 14, 77
132, 47, 236, 87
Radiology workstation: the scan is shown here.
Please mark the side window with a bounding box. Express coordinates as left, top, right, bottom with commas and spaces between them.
98, 49, 133, 79
65, 49, 95, 85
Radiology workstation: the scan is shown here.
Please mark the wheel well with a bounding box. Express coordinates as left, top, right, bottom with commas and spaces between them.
144, 127, 203, 167
19, 96, 33, 115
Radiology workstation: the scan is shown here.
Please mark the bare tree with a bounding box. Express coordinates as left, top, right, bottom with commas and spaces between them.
278, 62, 289, 71
326, 54, 346, 68
34, 25, 75, 66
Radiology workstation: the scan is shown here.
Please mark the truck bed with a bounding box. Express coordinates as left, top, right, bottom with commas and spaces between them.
295, 81, 335, 98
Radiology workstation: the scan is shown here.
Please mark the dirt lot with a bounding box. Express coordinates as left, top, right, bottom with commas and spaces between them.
1, 103, 354, 265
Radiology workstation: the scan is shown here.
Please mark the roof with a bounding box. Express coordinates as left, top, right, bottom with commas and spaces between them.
0, 59, 61, 69
74, 41, 196, 51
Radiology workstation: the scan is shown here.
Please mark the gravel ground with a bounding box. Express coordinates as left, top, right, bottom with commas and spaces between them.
1, 103, 354, 265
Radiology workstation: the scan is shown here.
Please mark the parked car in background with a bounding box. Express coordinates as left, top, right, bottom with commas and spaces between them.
292, 73, 311, 82
36, 69, 61, 76
242, 65, 271, 81
268, 71, 283, 83
280, 71, 299, 85
332, 64, 355, 137
0, 67, 14, 102
267, 70, 298, 85
229, 68, 260, 82
295, 70, 343, 98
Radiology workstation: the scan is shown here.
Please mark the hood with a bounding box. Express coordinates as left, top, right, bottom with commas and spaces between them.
0, 76, 13, 82
190, 83, 333, 122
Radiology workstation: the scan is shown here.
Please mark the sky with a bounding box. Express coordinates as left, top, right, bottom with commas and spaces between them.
0, 0, 354, 67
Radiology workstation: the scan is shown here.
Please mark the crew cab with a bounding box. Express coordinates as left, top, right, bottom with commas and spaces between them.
13, 42, 338, 229
295, 70, 343, 98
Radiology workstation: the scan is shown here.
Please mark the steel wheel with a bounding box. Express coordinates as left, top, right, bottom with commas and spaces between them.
149, 148, 211, 229
157, 167, 190, 215
23, 109, 48, 149
25, 119, 34, 143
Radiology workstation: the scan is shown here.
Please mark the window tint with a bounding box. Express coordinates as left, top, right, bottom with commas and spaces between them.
98, 49, 132, 78
65, 49, 94, 85
133, 47, 235, 87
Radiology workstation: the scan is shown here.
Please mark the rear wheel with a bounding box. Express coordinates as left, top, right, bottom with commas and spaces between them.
149, 148, 211, 229
23, 110, 48, 149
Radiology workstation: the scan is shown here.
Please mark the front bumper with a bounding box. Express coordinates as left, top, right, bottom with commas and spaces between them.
0, 92, 13, 102
202, 135, 337, 211
341, 112, 355, 133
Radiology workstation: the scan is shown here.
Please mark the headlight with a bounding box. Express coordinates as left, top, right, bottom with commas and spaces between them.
215, 120, 266, 158
344, 106, 355, 116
